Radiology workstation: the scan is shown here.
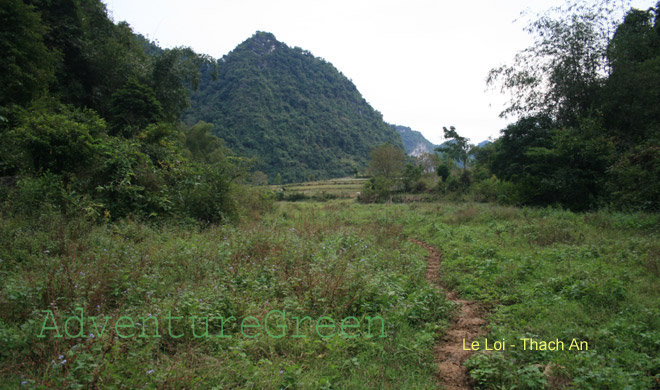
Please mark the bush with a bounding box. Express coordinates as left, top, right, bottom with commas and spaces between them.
402, 163, 423, 193
472, 175, 522, 205
607, 142, 660, 211
12, 104, 105, 176
179, 163, 240, 223
358, 176, 394, 203
473, 175, 500, 203
5, 174, 67, 215
436, 164, 450, 182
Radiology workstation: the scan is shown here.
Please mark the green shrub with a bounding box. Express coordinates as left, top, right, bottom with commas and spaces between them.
358, 176, 394, 203
608, 142, 660, 211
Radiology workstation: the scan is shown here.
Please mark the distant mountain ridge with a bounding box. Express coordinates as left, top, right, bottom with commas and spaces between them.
392, 124, 438, 156
184, 32, 403, 182
394, 124, 492, 159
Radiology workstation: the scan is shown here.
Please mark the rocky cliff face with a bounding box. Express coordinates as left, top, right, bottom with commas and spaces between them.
392, 124, 437, 156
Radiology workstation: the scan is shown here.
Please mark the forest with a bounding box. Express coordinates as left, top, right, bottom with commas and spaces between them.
183, 31, 403, 183
0, 0, 659, 389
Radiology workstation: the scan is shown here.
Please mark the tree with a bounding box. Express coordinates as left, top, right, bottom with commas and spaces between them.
109, 80, 164, 137
184, 121, 227, 163
150, 47, 216, 123
436, 164, 450, 182
402, 163, 423, 193
415, 152, 440, 174
359, 144, 406, 203
487, 0, 629, 126
607, 142, 660, 210
487, 114, 615, 209
368, 144, 406, 180
603, 4, 660, 145
488, 115, 554, 182
13, 103, 105, 176
0, 0, 56, 107
183, 32, 404, 182
435, 126, 474, 173
251, 171, 268, 186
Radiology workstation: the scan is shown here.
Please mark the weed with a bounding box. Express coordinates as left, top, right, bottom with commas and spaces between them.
444, 206, 478, 224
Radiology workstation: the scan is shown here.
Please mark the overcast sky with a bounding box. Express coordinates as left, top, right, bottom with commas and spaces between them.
103, 0, 653, 144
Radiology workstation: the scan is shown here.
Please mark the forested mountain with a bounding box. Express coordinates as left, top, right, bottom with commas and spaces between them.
392, 124, 438, 156
184, 32, 403, 183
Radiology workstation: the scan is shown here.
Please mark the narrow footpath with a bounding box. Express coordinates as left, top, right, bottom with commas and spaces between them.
409, 239, 487, 390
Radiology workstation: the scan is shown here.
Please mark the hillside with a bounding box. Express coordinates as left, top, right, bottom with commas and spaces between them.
391, 124, 438, 156
184, 32, 403, 183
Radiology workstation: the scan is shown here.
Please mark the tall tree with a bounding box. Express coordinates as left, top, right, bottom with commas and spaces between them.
435, 126, 473, 173
368, 144, 406, 180
487, 0, 630, 126
151, 48, 215, 123
0, 0, 56, 107
603, 3, 660, 145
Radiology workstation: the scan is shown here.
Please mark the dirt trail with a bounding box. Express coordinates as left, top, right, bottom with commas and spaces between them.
409, 239, 487, 390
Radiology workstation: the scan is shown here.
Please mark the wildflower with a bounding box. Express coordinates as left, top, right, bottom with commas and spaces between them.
147, 369, 155, 375
58, 355, 64, 360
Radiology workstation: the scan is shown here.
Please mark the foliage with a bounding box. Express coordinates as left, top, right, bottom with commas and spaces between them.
10, 102, 105, 176
487, 114, 616, 210
151, 47, 216, 123
184, 31, 404, 183
108, 79, 164, 137
358, 175, 396, 203
0, 0, 253, 224
183, 121, 225, 163
0, 201, 450, 389
436, 164, 450, 182
415, 152, 441, 174
487, 0, 628, 125
603, 5, 660, 145
179, 162, 243, 223
402, 163, 424, 193
435, 126, 474, 173
358, 144, 424, 203
487, 115, 554, 183
368, 144, 406, 180
251, 171, 269, 186
607, 142, 660, 210
401, 202, 660, 389
484, 1, 660, 211
0, 0, 56, 107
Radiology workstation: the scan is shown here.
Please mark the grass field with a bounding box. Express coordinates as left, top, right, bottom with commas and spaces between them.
1, 181, 659, 389
272, 177, 367, 199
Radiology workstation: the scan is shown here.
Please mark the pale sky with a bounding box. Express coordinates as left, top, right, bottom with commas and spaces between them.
103, 0, 653, 144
